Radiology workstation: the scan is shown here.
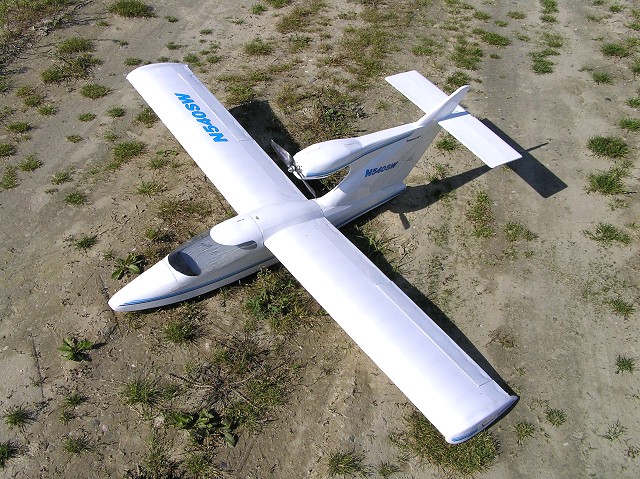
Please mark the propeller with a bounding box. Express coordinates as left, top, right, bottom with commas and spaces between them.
271, 139, 316, 198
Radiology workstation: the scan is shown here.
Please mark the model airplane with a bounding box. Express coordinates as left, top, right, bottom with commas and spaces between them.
109, 64, 520, 444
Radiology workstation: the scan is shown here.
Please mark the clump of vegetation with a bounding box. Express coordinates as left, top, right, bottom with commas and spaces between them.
64, 190, 87, 206
109, 140, 147, 169
112, 252, 144, 279
412, 37, 440, 56
0, 441, 20, 469
466, 190, 495, 237
57, 37, 93, 55
244, 37, 274, 55
583, 222, 631, 245
393, 412, 500, 476
592, 71, 614, 84
78, 112, 96, 121
0, 142, 16, 157
67, 134, 82, 143
136, 180, 164, 196
615, 354, 635, 374
452, 37, 484, 70
18, 154, 42, 172
545, 408, 567, 426
120, 378, 164, 409
515, 421, 535, 444
587, 136, 628, 158
163, 305, 202, 344
41, 37, 101, 84
51, 170, 72, 185
601, 42, 631, 58
58, 337, 93, 361
473, 28, 511, 47
124, 57, 143, 66
80, 83, 110, 99
107, 107, 126, 118
134, 106, 158, 127
62, 434, 93, 455
73, 235, 98, 251
505, 222, 537, 242
586, 167, 628, 195
618, 117, 640, 131
166, 409, 237, 446
0, 166, 18, 190
488, 329, 516, 349
3, 405, 34, 430
603, 420, 626, 440
445, 71, 472, 93
436, 134, 459, 152
6, 121, 30, 133
327, 450, 367, 477
109, 0, 155, 18
607, 298, 634, 319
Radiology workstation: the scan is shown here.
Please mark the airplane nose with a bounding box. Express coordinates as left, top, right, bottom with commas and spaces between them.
108, 258, 180, 311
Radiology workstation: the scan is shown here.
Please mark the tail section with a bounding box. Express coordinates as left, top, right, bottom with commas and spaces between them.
386, 71, 521, 167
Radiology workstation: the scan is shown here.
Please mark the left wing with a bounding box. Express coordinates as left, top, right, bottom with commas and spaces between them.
127, 63, 305, 214
264, 217, 517, 443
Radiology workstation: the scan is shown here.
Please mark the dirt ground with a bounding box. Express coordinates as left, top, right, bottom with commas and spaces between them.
1, 0, 639, 478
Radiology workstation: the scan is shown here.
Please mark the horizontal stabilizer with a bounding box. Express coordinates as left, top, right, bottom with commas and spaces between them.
438, 112, 521, 167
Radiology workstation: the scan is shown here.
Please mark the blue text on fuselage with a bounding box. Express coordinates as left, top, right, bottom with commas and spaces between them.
365, 161, 398, 178
175, 93, 228, 142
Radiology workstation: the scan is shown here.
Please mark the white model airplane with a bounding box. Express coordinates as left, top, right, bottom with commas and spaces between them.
109, 64, 520, 444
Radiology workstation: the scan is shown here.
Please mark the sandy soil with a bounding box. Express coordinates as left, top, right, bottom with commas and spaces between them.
1, 0, 638, 478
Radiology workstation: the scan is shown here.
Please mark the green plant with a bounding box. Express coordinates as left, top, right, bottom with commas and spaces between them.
163, 318, 200, 344
51, 171, 72, 185
452, 37, 484, 70
327, 450, 367, 477
394, 412, 499, 476
112, 252, 144, 279
251, 3, 267, 14
167, 409, 237, 446
6, 121, 30, 133
604, 420, 626, 440
78, 112, 96, 121
545, 408, 566, 426
0, 441, 19, 469
244, 37, 274, 55
80, 83, 110, 99
62, 434, 92, 454
165, 15, 178, 22
73, 235, 97, 250
3, 405, 33, 429
66, 134, 82, 143
18, 155, 42, 172
615, 355, 635, 374
0, 167, 18, 190
109, 0, 155, 17
134, 106, 158, 127
607, 298, 634, 319
120, 378, 162, 408
38, 104, 57, 116
57, 37, 93, 55
445, 71, 472, 92
601, 42, 631, 58
376, 461, 401, 478
592, 71, 613, 84
107, 106, 126, 118
583, 222, 631, 245
514, 421, 535, 444
618, 117, 640, 131
628, 97, 640, 108
136, 180, 164, 196
64, 190, 87, 206
587, 136, 628, 157
467, 190, 495, 237
586, 167, 628, 195
0, 142, 16, 157
124, 57, 143, 66
508, 11, 526, 19
436, 134, 459, 152
473, 28, 511, 46
64, 391, 87, 408
110, 140, 147, 169
505, 222, 537, 242
58, 337, 93, 361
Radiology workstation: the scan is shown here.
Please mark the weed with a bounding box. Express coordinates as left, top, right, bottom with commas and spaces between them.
58, 337, 93, 361
601, 42, 631, 58
467, 190, 495, 237
586, 167, 628, 195
377, 461, 401, 478
244, 37, 273, 55
327, 450, 367, 477
583, 222, 631, 245
38, 104, 57, 116
627, 446, 640, 458
112, 252, 144, 279
183, 451, 224, 477
182, 53, 201, 66
64, 191, 87, 206
62, 434, 92, 454
276, 1, 324, 34
110, 140, 147, 169
165, 15, 178, 22
104, 131, 118, 142
64, 391, 87, 408
78, 112, 96, 122
3, 405, 33, 430
445, 71, 471, 92
508, 11, 526, 19
57, 37, 93, 55
474, 11, 491, 21
124, 57, 143, 66
505, 222, 537, 242
266, 0, 290, 7
515, 421, 535, 444
412, 37, 440, 56
18, 155, 42, 172
109, 0, 155, 18
587, 136, 628, 158
592, 70, 613, 84
107, 106, 126, 118
289, 34, 312, 53
452, 37, 484, 70
615, 355, 635, 374
251, 4, 267, 14
607, 298, 634, 319
163, 318, 200, 344
604, 420, 626, 440
0, 441, 19, 468
134, 106, 158, 127
6, 121, 30, 133
0, 166, 18, 190
489, 329, 516, 348
473, 28, 511, 46
80, 83, 110, 99
167, 409, 236, 446
618, 117, 640, 131
394, 411, 499, 476
0, 76, 12, 94
436, 134, 459, 151
166, 41, 180, 50
120, 378, 162, 408
136, 180, 164, 196
545, 408, 566, 426
51, 171, 72, 185
0, 142, 16, 157
73, 235, 98, 250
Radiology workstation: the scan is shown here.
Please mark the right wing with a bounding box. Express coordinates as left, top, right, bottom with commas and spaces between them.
127, 64, 305, 214
264, 217, 517, 444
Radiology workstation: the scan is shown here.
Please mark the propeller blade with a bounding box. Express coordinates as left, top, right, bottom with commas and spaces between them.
270, 139, 294, 169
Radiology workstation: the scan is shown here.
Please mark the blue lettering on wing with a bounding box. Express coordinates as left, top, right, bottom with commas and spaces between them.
175, 93, 228, 142
365, 161, 398, 178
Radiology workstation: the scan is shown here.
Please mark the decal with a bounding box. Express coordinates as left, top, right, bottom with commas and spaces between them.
175, 93, 228, 142
365, 161, 398, 178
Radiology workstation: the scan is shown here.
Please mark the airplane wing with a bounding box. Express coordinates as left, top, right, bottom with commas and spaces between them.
264, 217, 517, 443
126, 63, 305, 214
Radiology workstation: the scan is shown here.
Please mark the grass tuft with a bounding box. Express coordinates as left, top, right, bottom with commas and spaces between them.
586, 167, 628, 195
514, 421, 535, 444
466, 190, 495, 237
18, 154, 42, 172
80, 83, 110, 99
545, 408, 566, 426
0, 441, 20, 468
0, 166, 18, 190
587, 136, 628, 158
327, 450, 367, 477
109, 0, 155, 18
4, 406, 34, 430
583, 222, 631, 245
